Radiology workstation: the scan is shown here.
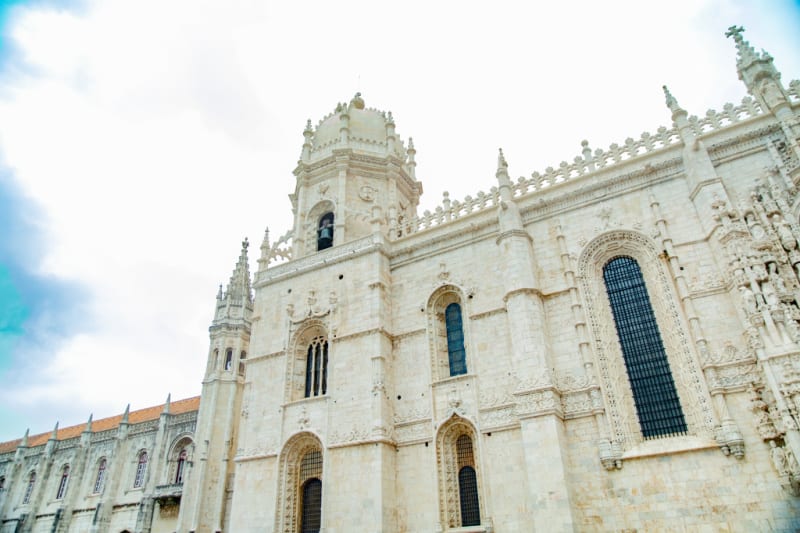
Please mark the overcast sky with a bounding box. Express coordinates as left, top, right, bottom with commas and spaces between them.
0, 0, 798, 443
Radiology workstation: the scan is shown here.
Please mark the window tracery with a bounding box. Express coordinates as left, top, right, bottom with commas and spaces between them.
287, 322, 330, 402
133, 451, 148, 489
93, 459, 107, 494
168, 437, 193, 485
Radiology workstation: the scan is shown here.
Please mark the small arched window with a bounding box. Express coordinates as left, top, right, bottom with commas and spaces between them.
55, 465, 70, 500
175, 449, 188, 484
225, 348, 233, 371
445, 303, 467, 376
133, 452, 148, 488
22, 471, 35, 504
93, 459, 107, 494
0, 475, 5, 491
603, 256, 687, 439
304, 337, 328, 397
317, 212, 334, 251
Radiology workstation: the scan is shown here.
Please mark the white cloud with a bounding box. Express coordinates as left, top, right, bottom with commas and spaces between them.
0, 0, 798, 440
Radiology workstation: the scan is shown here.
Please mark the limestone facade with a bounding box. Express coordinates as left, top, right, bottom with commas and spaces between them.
2, 27, 800, 532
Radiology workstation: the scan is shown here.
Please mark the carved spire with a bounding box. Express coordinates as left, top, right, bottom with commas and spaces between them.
726, 25, 759, 69
301, 119, 314, 162
663, 85, 693, 143
258, 226, 271, 270
213, 238, 254, 330
726, 25, 789, 116
495, 148, 516, 207
163, 393, 171, 415
121, 404, 130, 424
406, 137, 417, 180
49, 421, 59, 440
84, 414, 93, 433
20, 428, 29, 447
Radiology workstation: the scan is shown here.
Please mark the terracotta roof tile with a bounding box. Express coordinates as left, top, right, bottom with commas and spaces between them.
0, 396, 200, 455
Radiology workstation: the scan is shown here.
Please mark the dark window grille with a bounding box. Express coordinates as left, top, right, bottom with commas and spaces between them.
445, 303, 467, 376
300, 450, 323, 481
603, 256, 687, 439
304, 338, 328, 398
455, 435, 480, 526
300, 478, 322, 533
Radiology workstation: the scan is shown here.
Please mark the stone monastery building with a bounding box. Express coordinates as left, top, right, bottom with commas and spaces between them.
3, 28, 800, 533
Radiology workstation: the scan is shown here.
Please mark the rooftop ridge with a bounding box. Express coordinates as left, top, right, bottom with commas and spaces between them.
0, 396, 201, 454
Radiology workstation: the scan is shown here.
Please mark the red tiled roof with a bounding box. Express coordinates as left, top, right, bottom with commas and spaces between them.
0, 396, 200, 455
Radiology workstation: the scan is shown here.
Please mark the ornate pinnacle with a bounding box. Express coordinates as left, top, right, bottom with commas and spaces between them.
50, 421, 59, 440
121, 404, 130, 424
163, 393, 171, 414
84, 414, 93, 433
20, 428, 29, 447
725, 25, 758, 66
497, 148, 508, 171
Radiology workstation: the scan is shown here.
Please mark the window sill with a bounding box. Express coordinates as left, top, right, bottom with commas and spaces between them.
433, 373, 474, 386
283, 395, 329, 408
447, 526, 489, 533
622, 435, 718, 460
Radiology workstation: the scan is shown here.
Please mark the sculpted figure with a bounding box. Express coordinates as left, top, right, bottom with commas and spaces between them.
769, 263, 788, 293
770, 440, 790, 476
773, 214, 797, 251
740, 285, 758, 314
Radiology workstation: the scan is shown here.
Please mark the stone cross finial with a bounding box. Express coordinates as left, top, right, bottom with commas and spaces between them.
725, 25, 745, 42
497, 148, 508, 170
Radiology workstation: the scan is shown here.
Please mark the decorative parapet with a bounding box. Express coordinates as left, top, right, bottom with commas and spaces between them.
687, 96, 764, 136
387, 95, 772, 241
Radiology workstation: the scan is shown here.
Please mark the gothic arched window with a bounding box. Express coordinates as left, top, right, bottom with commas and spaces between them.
93, 459, 107, 494
225, 348, 233, 371
275, 434, 323, 533
305, 337, 328, 398
317, 212, 334, 251
428, 287, 471, 381
22, 471, 35, 504
133, 451, 148, 488
445, 303, 467, 376
603, 256, 687, 439
436, 417, 484, 528
55, 465, 70, 500
175, 449, 188, 484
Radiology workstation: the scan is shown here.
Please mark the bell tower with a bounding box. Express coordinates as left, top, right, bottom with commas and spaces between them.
290, 93, 423, 258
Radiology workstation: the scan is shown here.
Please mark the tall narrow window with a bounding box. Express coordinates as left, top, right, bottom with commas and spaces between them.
0, 475, 5, 491
225, 348, 233, 371
445, 303, 467, 376
304, 337, 328, 398
456, 435, 480, 526
603, 256, 687, 439
55, 466, 70, 500
22, 472, 35, 504
175, 449, 187, 484
93, 459, 107, 494
299, 450, 322, 533
133, 452, 148, 488
317, 213, 334, 251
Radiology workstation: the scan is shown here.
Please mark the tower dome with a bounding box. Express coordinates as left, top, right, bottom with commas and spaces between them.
306, 94, 407, 161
